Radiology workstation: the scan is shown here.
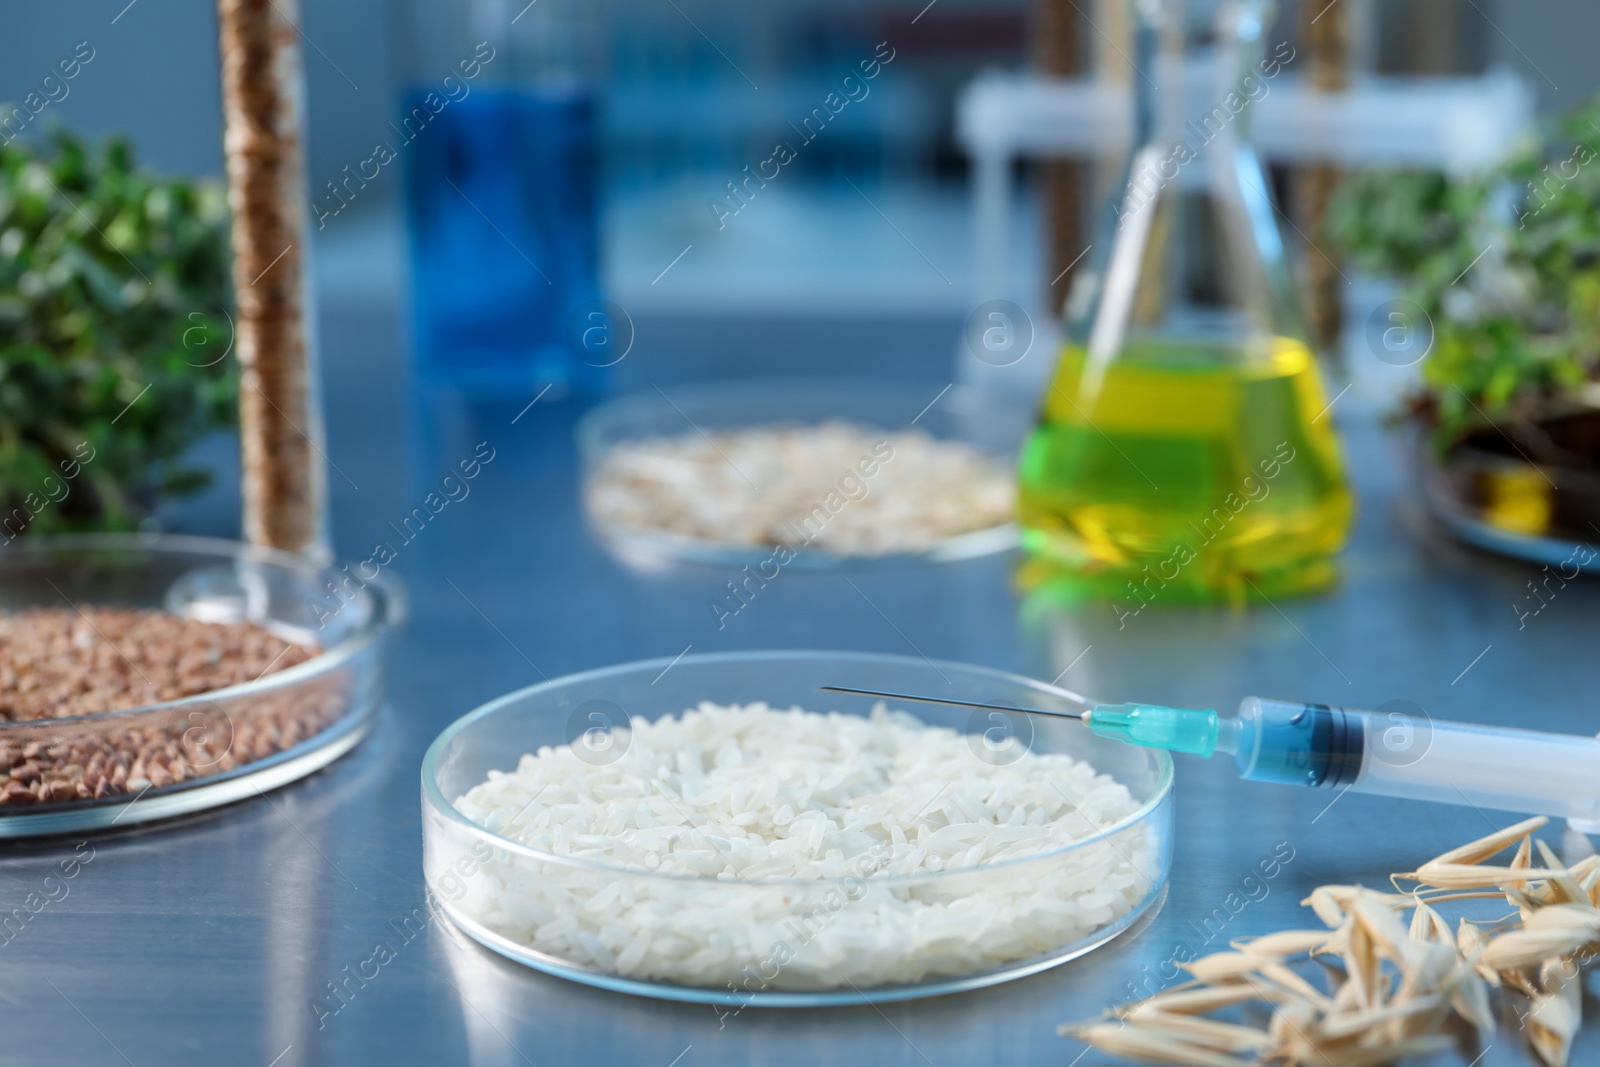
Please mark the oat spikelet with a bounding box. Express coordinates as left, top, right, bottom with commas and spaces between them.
1115, 1012, 1276, 1054
1409, 862, 1562, 889
1255, 963, 1331, 1009
1305, 885, 1353, 927
1563, 855, 1600, 911
1456, 919, 1501, 986
1526, 961, 1583, 1067
1407, 900, 1453, 944
1182, 952, 1266, 983
1479, 905, 1600, 971
1312, 993, 1444, 1040
1125, 985, 1267, 1017
1449, 968, 1496, 1033
1341, 913, 1378, 1010
1230, 930, 1331, 959
1061, 1023, 1252, 1067
1426, 816, 1548, 866
1283, 1034, 1454, 1067
1533, 839, 1592, 906
1060, 819, 1592, 1067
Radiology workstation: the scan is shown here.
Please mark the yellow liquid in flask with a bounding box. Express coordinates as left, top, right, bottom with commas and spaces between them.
1018, 337, 1352, 602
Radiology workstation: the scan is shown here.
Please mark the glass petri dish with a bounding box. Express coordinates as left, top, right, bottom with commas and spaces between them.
576, 379, 1025, 567
0, 534, 390, 837
422, 651, 1173, 1006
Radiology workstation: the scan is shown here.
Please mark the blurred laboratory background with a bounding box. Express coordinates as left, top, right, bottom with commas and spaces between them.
3, 0, 1597, 542
5, 0, 1591, 322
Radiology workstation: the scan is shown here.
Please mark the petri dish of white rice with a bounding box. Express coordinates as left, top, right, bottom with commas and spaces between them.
575, 380, 1026, 567
585, 423, 1014, 556
422, 653, 1174, 1006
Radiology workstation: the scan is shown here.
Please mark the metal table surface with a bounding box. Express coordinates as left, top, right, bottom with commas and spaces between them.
2, 305, 1596, 1067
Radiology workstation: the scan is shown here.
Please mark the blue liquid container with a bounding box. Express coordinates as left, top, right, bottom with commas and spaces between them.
402, 85, 604, 393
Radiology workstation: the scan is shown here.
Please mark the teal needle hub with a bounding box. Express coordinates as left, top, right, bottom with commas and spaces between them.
1084, 703, 1221, 757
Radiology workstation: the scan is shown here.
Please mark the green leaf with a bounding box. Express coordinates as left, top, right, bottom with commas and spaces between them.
1326, 92, 1600, 445
0, 128, 235, 535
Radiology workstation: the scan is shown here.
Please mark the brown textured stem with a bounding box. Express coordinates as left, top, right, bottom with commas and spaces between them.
217, 0, 321, 552
1296, 163, 1343, 347
1296, 0, 1350, 353
1037, 0, 1086, 312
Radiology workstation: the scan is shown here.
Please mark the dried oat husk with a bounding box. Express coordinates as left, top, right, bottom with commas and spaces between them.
1408, 900, 1454, 944
1123, 984, 1270, 1017
1449, 968, 1496, 1033
1569, 854, 1600, 903
1307, 884, 1349, 927
1065, 819, 1594, 1067
1312, 992, 1445, 1041
1456, 919, 1500, 985
1278, 1033, 1454, 1067
1428, 817, 1548, 866
216, 0, 326, 553
1407, 862, 1566, 890
1059, 1023, 1252, 1067
1478, 906, 1600, 972
1255, 963, 1332, 1009
1527, 960, 1583, 1067
1230, 929, 1331, 960
1108, 1012, 1276, 1054
1182, 952, 1267, 984
1533, 840, 1592, 906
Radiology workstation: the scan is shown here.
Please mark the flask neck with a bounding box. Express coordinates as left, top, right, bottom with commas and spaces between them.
1132, 0, 1269, 160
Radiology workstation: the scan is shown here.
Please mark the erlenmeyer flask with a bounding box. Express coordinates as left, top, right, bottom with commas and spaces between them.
1018, 0, 1352, 605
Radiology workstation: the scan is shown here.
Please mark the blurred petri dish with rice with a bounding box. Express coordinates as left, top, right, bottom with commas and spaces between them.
0, 534, 389, 837
422, 651, 1173, 1006
577, 380, 1023, 566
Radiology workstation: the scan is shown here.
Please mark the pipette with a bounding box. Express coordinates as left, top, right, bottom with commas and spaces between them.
818, 686, 1600, 822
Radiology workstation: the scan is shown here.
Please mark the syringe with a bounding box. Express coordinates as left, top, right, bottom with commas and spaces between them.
818, 686, 1600, 822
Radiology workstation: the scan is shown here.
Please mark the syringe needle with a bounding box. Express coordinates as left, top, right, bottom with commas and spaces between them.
814, 686, 1087, 721
818, 687, 1226, 756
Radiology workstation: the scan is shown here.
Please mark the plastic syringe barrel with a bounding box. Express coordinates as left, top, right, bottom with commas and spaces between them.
1231, 698, 1364, 788
1235, 698, 1600, 821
